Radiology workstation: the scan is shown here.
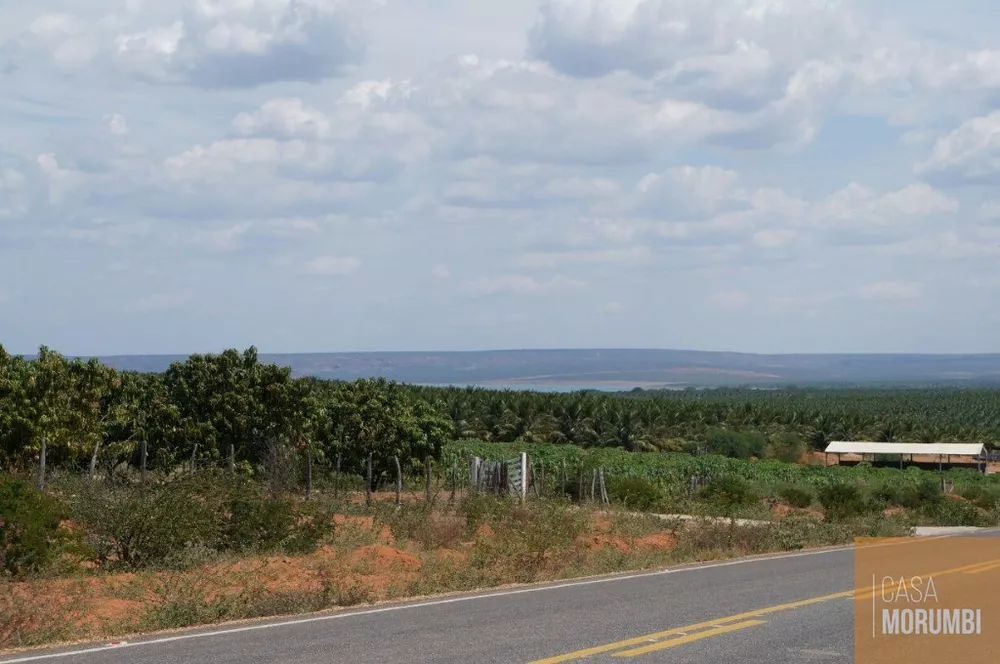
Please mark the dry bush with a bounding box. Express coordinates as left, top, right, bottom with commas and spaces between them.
468, 499, 589, 584
0, 581, 73, 649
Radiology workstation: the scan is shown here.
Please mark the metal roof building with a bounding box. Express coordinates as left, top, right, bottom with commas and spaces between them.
824, 442, 986, 456
823, 441, 988, 472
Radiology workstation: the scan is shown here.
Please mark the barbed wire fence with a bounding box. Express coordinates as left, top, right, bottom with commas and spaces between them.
27, 437, 725, 512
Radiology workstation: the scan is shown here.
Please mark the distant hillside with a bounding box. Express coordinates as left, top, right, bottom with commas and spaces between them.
75, 349, 1000, 388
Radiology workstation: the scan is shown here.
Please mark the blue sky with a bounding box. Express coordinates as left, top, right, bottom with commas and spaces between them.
1, 0, 999, 356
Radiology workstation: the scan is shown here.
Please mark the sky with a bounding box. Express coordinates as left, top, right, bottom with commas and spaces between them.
1, 0, 1000, 356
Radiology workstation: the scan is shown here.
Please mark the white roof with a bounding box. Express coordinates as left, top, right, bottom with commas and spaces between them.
824, 441, 986, 456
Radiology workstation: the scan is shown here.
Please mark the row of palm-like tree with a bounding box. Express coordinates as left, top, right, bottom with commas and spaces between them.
415, 385, 1000, 452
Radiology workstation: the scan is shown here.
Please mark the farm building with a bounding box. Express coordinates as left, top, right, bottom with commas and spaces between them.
823, 441, 988, 473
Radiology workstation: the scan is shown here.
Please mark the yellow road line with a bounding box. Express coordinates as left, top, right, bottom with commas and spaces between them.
527, 591, 851, 664
961, 560, 1000, 574
611, 620, 767, 657
854, 558, 1000, 601
531, 553, 1000, 663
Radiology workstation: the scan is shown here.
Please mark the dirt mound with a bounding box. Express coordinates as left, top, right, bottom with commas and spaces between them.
634, 533, 675, 550
770, 502, 823, 520
345, 545, 420, 571
333, 514, 375, 529
434, 549, 467, 564
592, 516, 614, 532
576, 534, 631, 553
575, 530, 675, 553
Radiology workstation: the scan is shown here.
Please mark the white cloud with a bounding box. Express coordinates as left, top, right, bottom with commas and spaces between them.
462, 274, 587, 296
516, 246, 652, 268
167, 82, 430, 194
7, 1, 368, 88
859, 280, 923, 300
615, 168, 957, 248
106, 112, 129, 136
870, 230, 1000, 261
980, 201, 1000, 220
767, 291, 846, 317
528, 0, 860, 88
232, 98, 333, 139
709, 290, 751, 310
127, 292, 188, 313
633, 166, 743, 217
603, 301, 626, 313
3, 0, 1000, 355
440, 158, 621, 209
809, 182, 958, 229
298, 255, 361, 276
752, 229, 796, 247
918, 111, 1000, 183
526, 0, 1000, 138
0, 168, 31, 220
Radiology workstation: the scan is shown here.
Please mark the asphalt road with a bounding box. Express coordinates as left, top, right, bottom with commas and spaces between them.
4, 531, 998, 664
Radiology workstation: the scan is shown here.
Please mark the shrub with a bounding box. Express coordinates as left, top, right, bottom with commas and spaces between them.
283, 500, 336, 554
220, 484, 296, 553
907, 478, 943, 508
959, 485, 986, 504
697, 475, 759, 514
921, 499, 993, 528
873, 478, 942, 510
768, 433, 806, 464
704, 429, 767, 460
818, 482, 867, 521
0, 473, 68, 577
468, 500, 588, 583
73, 479, 219, 569
963, 487, 1000, 512
373, 502, 464, 550
461, 493, 517, 536
778, 485, 814, 509
605, 476, 663, 512
869, 482, 903, 508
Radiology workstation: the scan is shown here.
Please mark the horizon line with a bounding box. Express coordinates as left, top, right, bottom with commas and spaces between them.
8, 346, 1000, 359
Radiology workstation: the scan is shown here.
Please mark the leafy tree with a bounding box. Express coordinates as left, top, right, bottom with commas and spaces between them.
0, 472, 68, 576
768, 432, 806, 464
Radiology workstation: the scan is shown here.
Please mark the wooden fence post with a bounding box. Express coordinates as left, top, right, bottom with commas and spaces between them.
335, 453, 341, 499
190, 443, 198, 475
366, 452, 373, 506
449, 458, 457, 503
88, 440, 98, 483
470, 456, 480, 494
425, 456, 432, 504
229, 443, 235, 476
38, 437, 47, 493
140, 438, 148, 485
305, 442, 313, 500
394, 456, 402, 506
520, 452, 528, 502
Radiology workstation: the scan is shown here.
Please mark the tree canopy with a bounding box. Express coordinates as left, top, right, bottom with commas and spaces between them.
2, 343, 997, 477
